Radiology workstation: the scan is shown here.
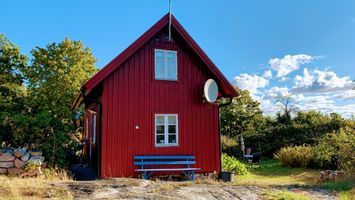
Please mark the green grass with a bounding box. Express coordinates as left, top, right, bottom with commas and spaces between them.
235, 159, 318, 187
235, 159, 355, 199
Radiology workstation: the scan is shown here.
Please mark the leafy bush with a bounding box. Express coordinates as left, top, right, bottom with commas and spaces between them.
275, 125, 355, 172
237, 111, 348, 158
221, 153, 248, 175
274, 145, 314, 168
313, 126, 355, 172
221, 135, 244, 158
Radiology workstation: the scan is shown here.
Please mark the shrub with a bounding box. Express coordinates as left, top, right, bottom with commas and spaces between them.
313, 126, 355, 172
275, 125, 355, 172
221, 135, 244, 158
221, 153, 248, 175
274, 145, 314, 168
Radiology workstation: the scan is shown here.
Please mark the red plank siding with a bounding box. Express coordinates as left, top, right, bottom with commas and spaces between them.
99, 29, 221, 178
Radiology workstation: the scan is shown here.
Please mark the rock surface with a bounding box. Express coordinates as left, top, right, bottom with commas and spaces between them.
14, 149, 26, 158
7, 168, 23, 176
20, 152, 30, 162
28, 156, 45, 165
0, 153, 15, 162
0, 147, 45, 177
14, 158, 26, 168
55, 178, 338, 200
0, 168, 7, 174
0, 161, 15, 168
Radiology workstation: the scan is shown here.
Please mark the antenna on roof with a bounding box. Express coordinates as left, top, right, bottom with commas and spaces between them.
168, 0, 172, 42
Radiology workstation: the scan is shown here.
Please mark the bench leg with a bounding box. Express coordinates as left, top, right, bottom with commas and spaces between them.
142, 171, 153, 180
183, 171, 195, 181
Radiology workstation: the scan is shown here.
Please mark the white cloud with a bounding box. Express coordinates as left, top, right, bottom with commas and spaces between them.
233, 56, 354, 118
278, 77, 289, 82
332, 90, 355, 100
259, 91, 355, 118
298, 99, 355, 118
293, 68, 355, 93
233, 73, 268, 95
262, 87, 291, 100
263, 70, 272, 79
269, 54, 315, 77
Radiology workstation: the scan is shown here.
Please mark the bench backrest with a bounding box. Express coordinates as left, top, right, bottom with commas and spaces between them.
134, 155, 196, 166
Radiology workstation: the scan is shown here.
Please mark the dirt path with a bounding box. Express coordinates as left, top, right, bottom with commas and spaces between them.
55, 178, 338, 200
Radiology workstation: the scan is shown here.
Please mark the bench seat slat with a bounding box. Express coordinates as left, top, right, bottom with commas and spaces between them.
134, 156, 195, 160
135, 168, 200, 172
134, 161, 195, 165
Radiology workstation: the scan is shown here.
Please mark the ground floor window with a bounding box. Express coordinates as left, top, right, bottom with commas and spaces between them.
155, 114, 178, 146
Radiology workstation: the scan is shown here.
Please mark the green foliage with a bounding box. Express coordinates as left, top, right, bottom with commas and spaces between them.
20, 38, 97, 167
220, 89, 348, 159
313, 125, 355, 172
275, 125, 355, 172
0, 36, 97, 167
220, 89, 265, 138
220, 135, 243, 158
23, 38, 97, 121
0, 34, 28, 146
244, 111, 349, 157
221, 153, 248, 175
24, 162, 38, 172
275, 145, 314, 168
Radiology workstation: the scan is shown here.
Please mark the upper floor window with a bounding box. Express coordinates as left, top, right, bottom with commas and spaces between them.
154, 49, 177, 80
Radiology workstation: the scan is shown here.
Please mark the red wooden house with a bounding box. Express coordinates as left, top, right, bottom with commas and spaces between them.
72, 14, 237, 178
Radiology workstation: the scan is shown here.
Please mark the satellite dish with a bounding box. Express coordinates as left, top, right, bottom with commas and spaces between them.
204, 79, 218, 103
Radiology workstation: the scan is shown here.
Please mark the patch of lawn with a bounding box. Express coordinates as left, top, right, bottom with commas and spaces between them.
235, 159, 355, 199
316, 178, 355, 200
235, 159, 318, 187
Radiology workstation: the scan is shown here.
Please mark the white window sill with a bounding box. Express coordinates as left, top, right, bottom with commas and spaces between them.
155, 144, 179, 147
154, 78, 178, 81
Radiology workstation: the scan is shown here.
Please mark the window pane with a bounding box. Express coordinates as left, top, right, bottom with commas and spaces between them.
156, 135, 165, 144
167, 62, 177, 80
167, 52, 176, 59
168, 125, 176, 133
155, 51, 164, 58
155, 57, 164, 79
156, 116, 164, 124
168, 116, 176, 124
168, 134, 176, 144
167, 53, 176, 80
156, 125, 165, 134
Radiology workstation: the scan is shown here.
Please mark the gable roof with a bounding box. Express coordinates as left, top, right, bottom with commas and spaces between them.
72, 13, 238, 109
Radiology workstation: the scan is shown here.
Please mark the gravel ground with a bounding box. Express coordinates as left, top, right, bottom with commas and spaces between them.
55, 178, 338, 200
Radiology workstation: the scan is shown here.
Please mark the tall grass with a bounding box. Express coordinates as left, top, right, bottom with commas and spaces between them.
0, 169, 72, 199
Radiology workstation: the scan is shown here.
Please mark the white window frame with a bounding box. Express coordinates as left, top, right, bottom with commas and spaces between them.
154, 49, 178, 81
155, 114, 179, 147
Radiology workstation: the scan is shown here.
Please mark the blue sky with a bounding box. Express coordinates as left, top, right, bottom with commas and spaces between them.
1, 0, 354, 117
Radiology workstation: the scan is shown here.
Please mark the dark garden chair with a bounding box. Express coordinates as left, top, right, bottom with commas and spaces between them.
243, 148, 253, 163
251, 152, 261, 167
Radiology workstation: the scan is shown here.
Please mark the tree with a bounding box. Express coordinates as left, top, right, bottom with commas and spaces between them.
220, 89, 265, 138
19, 38, 98, 166
0, 34, 28, 145
275, 95, 298, 124
23, 38, 98, 121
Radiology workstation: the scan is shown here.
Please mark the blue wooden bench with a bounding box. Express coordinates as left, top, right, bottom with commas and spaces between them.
134, 155, 200, 180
